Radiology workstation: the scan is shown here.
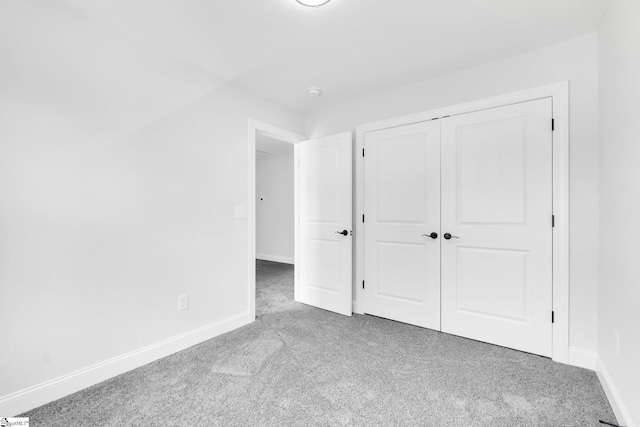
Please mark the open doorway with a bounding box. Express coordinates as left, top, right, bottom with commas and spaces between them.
248, 121, 305, 321
255, 134, 295, 317
255, 134, 295, 265
248, 122, 353, 321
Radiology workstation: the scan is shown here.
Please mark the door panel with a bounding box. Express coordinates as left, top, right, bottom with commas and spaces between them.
306, 144, 341, 223
298, 132, 352, 316
376, 241, 427, 302
364, 121, 441, 329
455, 247, 528, 321
376, 136, 427, 223
306, 239, 341, 293
441, 99, 553, 357
456, 119, 527, 225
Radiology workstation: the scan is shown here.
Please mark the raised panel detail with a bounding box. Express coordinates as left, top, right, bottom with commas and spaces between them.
376, 134, 426, 224
307, 144, 340, 223
457, 118, 526, 225
376, 241, 427, 303
456, 247, 528, 322
307, 239, 340, 293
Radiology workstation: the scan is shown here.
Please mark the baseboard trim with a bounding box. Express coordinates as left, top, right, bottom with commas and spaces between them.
256, 253, 294, 265
567, 347, 597, 370
596, 356, 635, 427
0, 311, 252, 417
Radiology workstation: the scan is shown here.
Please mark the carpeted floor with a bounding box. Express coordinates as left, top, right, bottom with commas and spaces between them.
22, 260, 617, 426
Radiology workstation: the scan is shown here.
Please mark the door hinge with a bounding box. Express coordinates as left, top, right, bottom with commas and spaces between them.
362, 214, 365, 223
552, 215, 555, 227
362, 280, 365, 289
552, 311, 555, 323
552, 118, 555, 131
362, 148, 365, 157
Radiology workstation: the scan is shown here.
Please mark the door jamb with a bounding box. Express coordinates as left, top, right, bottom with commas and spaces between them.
354, 82, 570, 364
248, 120, 306, 322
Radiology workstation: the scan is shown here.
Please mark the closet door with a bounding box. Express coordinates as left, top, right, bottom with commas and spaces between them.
363, 121, 441, 329
440, 99, 553, 356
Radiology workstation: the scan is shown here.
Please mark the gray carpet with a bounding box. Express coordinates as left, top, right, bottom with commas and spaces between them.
22, 260, 617, 426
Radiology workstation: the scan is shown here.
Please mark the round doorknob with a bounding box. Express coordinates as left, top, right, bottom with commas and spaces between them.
443, 233, 459, 240
335, 230, 348, 236
422, 232, 438, 239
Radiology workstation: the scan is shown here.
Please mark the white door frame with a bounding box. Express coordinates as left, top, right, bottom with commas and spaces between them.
355, 81, 570, 364
248, 120, 306, 321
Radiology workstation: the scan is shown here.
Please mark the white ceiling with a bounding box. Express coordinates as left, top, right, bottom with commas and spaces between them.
51, 0, 610, 113
256, 133, 295, 160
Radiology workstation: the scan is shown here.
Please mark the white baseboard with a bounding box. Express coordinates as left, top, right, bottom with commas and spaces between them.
256, 253, 294, 265
596, 356, 635, 427
567, 347, 597, 370
0, 311, 252, 417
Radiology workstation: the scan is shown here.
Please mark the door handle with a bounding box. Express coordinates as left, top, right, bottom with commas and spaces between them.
422, 232, 438, 239
335, 230, 349, 236
443, 233, 459, 240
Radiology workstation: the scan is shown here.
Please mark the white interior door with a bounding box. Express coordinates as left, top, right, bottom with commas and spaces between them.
440, 99, 553, 356
363, 121, 441, 329
298, 132, 353, 316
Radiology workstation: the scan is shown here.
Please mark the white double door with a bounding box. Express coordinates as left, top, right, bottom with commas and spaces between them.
364, 99, 553, 357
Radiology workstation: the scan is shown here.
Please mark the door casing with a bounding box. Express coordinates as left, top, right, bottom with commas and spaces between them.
355, 82, 570, 364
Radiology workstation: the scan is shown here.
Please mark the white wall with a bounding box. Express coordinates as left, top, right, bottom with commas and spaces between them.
598, 0, 640, 424
307, 33, 600, 357
0, 0, 304, 413
256, 150, 295, 264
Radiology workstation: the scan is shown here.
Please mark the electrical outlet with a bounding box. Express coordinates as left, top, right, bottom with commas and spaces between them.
178, 294, 189, 312
614, 329, 620, 356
